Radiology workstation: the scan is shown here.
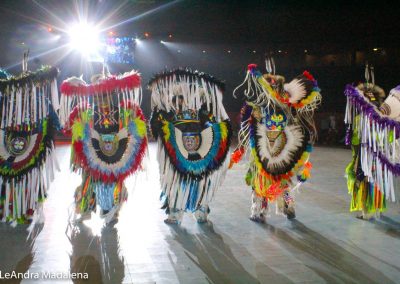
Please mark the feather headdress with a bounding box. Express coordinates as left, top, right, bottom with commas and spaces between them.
149, 68, 228, 121
0, 66, 59, 130
60, 70, 141, 128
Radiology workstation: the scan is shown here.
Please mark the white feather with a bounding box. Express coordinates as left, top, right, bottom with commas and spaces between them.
197, 127, 213, 157
256, 123, 305, 172
174, 127, 189, 158
284, 78, 306, 104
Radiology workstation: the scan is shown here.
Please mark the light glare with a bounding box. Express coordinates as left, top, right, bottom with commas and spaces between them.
68, 22, 100, 55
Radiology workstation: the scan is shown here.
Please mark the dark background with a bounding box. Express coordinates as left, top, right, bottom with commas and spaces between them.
1, 0, 399, 143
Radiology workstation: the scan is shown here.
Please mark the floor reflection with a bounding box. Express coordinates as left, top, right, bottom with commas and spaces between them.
0, 224, 42, 284
167, 222, 292, 284
1, 145, 400, 283
67, 221, 125, 284
370, 215, 400, 239
261, 220, 399, 283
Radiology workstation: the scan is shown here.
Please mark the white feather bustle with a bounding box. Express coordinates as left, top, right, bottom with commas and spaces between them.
174, 126, 213, 159
256, 124, 305, 173
0, 79, 59, 129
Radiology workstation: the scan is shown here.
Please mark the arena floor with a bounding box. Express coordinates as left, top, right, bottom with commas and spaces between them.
1, 143, 400, 284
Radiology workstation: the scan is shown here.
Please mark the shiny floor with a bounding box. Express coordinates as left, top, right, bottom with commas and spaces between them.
1, 144, 400, 284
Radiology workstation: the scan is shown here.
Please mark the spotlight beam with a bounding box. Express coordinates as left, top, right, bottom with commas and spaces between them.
32, 0, 68, 28
101, 0, 182, 32
4, 44, 70, 70
74, 0, 90, 26
68, 22, 101, 56
96, 0, 130, 29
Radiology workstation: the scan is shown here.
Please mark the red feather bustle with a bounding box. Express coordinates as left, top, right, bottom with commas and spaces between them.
60, 73, 141, 96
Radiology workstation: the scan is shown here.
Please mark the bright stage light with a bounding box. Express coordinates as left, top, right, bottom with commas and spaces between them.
68, 22, 100, 55
160, 40, 165, 44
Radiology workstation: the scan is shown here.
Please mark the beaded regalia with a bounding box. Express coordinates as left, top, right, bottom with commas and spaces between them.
149, 69, 232, 224
0, 64, 60, 225
344, 65, 400, 219
60, 70, 147, 223
230, 63, 321, 222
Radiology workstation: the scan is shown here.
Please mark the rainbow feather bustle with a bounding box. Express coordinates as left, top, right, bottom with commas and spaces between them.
61, 71, 147, 222
0, 66, 60, 225
149, 69, 232, 221
230, 64, 321, 216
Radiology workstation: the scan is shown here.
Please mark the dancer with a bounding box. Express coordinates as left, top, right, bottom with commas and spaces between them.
344, 65, 399, 219
149, 69, 232, 224
0, 59, 60, 225
230, 62, 321, 222
60, 69, 147, 223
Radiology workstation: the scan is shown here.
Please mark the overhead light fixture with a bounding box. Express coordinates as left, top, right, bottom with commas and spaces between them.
68, 21, 100, 55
